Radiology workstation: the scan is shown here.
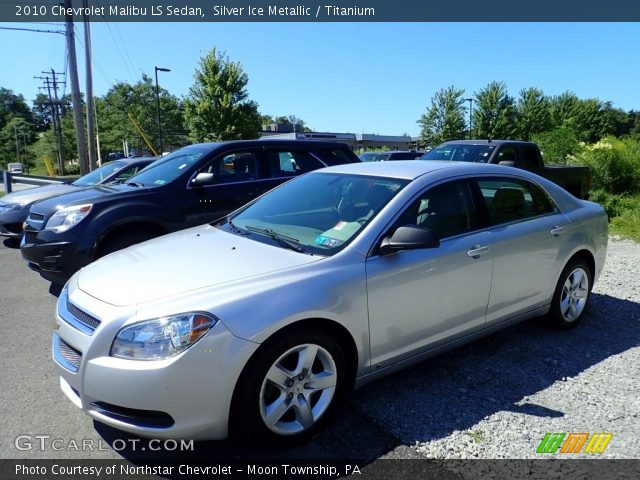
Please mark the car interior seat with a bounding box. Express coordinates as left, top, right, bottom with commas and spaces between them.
490, 187, 526, 224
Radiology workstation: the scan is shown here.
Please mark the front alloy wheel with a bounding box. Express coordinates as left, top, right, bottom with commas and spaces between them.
260, 344, 337, 436
233, 330, 346, 444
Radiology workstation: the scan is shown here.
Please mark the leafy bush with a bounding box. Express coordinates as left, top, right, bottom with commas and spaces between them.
532, 125, 581, 165
570, 136, 640, 195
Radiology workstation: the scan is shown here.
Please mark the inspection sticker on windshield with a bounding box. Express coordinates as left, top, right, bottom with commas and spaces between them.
315, 235, 341, 248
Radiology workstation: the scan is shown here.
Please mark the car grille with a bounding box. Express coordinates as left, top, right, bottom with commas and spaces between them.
58, 336, 82, 370
23, 230, 38, 245
66, 299, 101, 332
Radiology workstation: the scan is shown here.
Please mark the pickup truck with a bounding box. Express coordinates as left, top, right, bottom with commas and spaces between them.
421, 140, 591, 199
21, 140, 360, 284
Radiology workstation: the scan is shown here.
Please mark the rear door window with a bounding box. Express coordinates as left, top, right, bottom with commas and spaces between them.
476, 177, 556, 226
266, 150, 324, 177
314, 148, 357, 166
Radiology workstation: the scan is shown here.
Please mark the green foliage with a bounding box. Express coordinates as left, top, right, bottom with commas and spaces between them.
533, 125, 582, 165
0, 88, 32, 130
516, 87, 551, 140
0, 116, 36, 170
589, 190, 640, 241
473, 81, 517, 139
417, 86, 466, 146
571, 136, 640, 195
184, 48, 262, 142
97, 75, 185, 157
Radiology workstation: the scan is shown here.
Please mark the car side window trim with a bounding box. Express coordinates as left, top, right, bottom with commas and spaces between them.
471, 174, 562, 229
367, 177, 481, 258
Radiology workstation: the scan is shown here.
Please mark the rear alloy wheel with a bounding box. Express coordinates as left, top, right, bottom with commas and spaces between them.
234, 331, 346, 444
548, 259, 592, 329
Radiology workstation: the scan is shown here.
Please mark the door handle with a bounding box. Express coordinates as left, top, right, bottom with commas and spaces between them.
550, 226, 566, 236
467, 245, 490, 258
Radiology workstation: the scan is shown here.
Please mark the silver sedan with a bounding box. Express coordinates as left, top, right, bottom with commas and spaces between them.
52, 161, 608, 444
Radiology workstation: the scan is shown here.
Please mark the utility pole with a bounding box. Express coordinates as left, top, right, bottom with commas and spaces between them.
36, 71, 66, 175
14, 125, 21, 164
65, 0, 89, 175
83, 0, 97, 170
154, 66, 171, 156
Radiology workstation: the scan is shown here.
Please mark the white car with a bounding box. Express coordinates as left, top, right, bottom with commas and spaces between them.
52, 161, 607, 444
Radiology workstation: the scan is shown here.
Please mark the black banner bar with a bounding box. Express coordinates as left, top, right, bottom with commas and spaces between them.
1, 459, 640, 480
2, 0, 640, 22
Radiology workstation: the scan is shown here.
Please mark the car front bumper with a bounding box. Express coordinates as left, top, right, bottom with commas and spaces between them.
0, 208, 28, 239
20, 231, 93, 284
52, 286, 259, 440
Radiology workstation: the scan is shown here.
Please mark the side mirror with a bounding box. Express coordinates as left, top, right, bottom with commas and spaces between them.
499, 160, 515, 167
191, 172, 215, 186
379, 225, 440, 255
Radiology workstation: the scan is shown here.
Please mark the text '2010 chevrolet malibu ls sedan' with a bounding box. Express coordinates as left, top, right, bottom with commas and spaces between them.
52, 161, 608, 444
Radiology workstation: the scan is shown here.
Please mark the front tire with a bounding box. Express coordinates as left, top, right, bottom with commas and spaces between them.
233, 329, 347, 445
547, 258, 592, 329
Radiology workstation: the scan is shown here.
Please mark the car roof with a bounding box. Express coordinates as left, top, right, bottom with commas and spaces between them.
318, 159, 530, 180
439, 139, 535, 147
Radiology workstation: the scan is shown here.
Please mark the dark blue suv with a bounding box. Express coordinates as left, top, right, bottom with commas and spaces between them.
21, 140, 360, 284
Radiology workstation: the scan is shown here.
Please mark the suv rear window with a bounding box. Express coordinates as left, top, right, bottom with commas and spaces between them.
314, 148, 358, 166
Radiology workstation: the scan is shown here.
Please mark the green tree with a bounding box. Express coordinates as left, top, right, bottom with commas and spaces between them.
532, 125, 581, 165
516, 87, 551, 140
0, 88, 32, 130
184, 48, 262, 142
96, 75, 185, 157
473, 81, 517, 139
417, 86, 466, 146
0, 116, 36, 170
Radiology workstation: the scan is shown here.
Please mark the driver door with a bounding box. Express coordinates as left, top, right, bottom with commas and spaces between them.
366, 180, 493, 368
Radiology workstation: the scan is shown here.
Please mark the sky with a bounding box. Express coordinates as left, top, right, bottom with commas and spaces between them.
1, 22, 639, 137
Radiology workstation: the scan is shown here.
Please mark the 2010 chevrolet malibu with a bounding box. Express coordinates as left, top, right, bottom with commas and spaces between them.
52, 161, 608, 443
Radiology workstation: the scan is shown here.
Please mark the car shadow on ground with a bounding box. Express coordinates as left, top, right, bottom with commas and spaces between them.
2, 238, 19, 249
94, 293, 639, 467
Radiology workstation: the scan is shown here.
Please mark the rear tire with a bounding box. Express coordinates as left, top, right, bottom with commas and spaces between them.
232, 329, 347, 446
547, 258, 592, 329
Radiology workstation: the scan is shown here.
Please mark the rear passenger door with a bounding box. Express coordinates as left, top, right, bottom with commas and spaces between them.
473, 176, 570, 325
261, 147, 327, 192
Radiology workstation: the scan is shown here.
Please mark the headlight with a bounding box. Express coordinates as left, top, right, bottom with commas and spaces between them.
44, 204, 93, 233
110, 313, 218, 360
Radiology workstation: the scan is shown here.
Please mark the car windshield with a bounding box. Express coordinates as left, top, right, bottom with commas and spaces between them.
359, 153, 381, 162
72, 161, 125, 186
422, 144, 495, 163
226, 172, 408, 255
127, 147, 208, 186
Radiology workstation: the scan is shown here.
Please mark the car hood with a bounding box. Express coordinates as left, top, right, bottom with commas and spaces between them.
76, 224, 323, 306
0, 183, 79, 207
29, 183, 143, 215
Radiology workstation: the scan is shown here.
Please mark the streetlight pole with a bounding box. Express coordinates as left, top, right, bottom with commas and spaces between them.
154, 66, 171, 156
463, 98, 474, 139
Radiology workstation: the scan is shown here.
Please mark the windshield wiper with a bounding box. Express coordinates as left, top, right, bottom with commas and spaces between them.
226, 216, 249, 235
125, 181, 145, 187
244, 225, 305, 253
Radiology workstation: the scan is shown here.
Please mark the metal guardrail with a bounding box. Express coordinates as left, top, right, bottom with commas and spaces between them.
2, 171, 77, 194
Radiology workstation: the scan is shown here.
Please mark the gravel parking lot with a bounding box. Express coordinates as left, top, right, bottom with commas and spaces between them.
0, 237, 638, 464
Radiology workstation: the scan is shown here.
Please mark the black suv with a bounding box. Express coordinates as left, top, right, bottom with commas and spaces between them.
21, 140, 360, 284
